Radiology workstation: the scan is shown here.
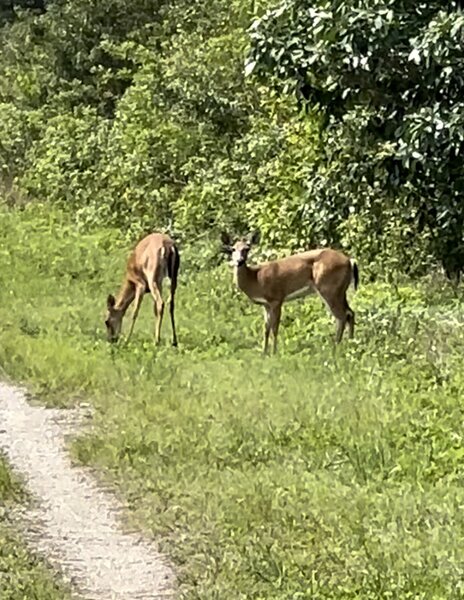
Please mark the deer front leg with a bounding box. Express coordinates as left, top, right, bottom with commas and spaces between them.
126, 285, 144, 342
263, 306, 271, 355
270, 302, 282, 355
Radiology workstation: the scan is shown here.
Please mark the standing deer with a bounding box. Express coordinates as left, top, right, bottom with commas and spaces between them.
105, 233, 179, 345
221, 232, 358, 354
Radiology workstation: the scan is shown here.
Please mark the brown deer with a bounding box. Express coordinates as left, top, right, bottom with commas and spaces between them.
221, 232, 358, 354
105, 233, 179, 345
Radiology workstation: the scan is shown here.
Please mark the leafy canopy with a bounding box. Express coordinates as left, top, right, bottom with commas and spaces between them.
248, 1, 464, 277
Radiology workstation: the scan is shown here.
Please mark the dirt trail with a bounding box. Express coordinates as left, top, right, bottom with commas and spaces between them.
0, 382, 174, 600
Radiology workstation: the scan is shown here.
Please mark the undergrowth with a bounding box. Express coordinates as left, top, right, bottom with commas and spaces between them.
1, 203, 464, 598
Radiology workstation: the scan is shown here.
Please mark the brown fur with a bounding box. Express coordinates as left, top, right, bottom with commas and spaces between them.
105, 233, 179, 345
222, 233, 358, 354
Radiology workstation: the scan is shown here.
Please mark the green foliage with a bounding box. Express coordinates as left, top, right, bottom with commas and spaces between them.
0, 104, 41, 177
1, 0, 464, 277
20, 108, 110, 210
0, 0, 327, 252
175, 90, 323, 247
0, 1, 45, 25
2, 205, 464, 598
248, 1, 464, 277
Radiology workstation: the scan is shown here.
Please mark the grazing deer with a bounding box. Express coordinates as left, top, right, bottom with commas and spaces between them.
221, 232, 358, 354
105, 233, 180, 345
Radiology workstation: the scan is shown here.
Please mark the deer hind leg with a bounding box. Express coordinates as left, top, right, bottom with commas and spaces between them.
147, 275, 164, 344
346, 302, 355, 339
168, 278, 178, 347
263, 306, 272, 355
319, 288, 351, 344
334, 295, 356, 343
167, 246, 180, 347
329, 306, 347, 344
126, 284, 145, 342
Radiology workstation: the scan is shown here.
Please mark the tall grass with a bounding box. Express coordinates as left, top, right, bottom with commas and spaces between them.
1, 203, 464, 598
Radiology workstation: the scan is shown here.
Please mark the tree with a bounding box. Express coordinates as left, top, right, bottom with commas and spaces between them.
0, 0, 46, 24
247, 1, 464, 278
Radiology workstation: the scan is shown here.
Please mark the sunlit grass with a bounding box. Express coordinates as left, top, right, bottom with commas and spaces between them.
1, 203, 464, 598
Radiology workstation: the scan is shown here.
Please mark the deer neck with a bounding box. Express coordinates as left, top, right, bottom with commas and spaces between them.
234, 263, 257, 294
115, 280, 135, 314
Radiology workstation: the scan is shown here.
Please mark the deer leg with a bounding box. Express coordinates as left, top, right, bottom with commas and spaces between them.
126, 285, 144, 342
335, 316, 347, 344
148, 276, 164, 344
155, 299, 165, 344
319, 290, 349, 344
346, 303, 355, 339
270, 302, 282, 355
168, 280, 178, 347
340, 294, 355, 341
263, 306, 271, 355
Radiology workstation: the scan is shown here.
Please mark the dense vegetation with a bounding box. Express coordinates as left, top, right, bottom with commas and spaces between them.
248, 0, 464, 278
1, 203, 464, 599
1, 1, 464, 276
1, 1, 464, 598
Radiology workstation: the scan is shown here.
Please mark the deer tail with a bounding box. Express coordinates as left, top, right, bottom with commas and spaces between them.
167, 244, 180, 282
350, 259, 359, 291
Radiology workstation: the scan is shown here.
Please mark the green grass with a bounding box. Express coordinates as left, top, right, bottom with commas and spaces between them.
1, 203, 464, 598
0, 457, 71, 599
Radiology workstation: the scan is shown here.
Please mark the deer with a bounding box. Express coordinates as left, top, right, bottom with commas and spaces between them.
221, 231, 358, 354
104, 233, 180, 345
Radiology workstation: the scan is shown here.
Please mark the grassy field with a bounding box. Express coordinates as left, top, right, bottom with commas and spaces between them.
1, 203, 464, 598
0, 456, 71, 599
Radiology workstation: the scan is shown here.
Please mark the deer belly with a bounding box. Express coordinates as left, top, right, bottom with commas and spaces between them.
285, 285, 314, 302
251, 296, 269, 305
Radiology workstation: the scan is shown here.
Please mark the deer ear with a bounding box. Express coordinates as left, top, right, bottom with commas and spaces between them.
220, 231, 232, 246
248, 230, 261, 245
107, 294, 116, 310
220, 231, 233, 255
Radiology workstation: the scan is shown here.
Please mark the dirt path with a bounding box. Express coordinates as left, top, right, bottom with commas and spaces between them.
0, 382, 174, 600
